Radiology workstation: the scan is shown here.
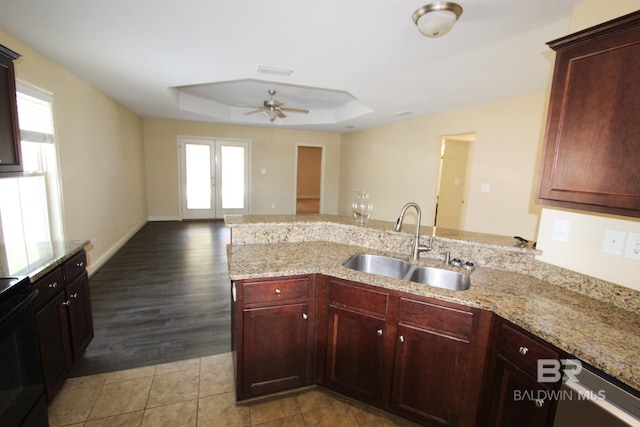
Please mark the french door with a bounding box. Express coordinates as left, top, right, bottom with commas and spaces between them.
179, 137, 250, 219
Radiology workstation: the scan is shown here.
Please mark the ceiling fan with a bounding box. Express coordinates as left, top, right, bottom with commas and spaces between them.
244, 90, 309, 122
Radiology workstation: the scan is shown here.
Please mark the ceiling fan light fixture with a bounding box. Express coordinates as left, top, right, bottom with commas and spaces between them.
263, 109, 279, 122
413, 2, 463, 38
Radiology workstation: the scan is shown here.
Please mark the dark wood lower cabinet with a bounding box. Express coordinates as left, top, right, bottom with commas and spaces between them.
34, 292, 73, 400
482, 318, 561, 427
389, 297, 491, 426
241, 303, 311, 395
233, 275, 316, 400
325, 305, 386, 404
32, 250, 93, 401
487, 357, 556, 427
234, 274, 564, 427
65, 272, 94, 360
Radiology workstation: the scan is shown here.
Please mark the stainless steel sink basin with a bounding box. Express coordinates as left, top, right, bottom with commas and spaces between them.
343, 254, 471, 291
406, 265, 470, 291
342, 254, 411, 279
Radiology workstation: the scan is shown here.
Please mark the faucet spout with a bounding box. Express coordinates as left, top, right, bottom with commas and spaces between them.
395, 202, 432, 260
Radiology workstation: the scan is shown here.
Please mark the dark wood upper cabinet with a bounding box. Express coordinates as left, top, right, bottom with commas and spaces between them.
0, 44, 22, 173
537, 11, 640, 217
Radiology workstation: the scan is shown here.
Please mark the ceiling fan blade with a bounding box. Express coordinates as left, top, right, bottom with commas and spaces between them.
278, 110, 287, 118
244, 109, 263, 115
281, 107, 309, 114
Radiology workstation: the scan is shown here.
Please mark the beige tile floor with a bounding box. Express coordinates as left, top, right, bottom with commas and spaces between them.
48, 352, 418, 426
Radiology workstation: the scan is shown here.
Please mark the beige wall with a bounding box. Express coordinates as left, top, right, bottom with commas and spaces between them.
535, 0, 640, 291
340, 92, 546, 238
0, 31, 147, 275
143, 119, 341, 218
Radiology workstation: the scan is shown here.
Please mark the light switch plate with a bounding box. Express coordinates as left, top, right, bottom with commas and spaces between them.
602, 229, 626, 255
551, 219, 571, 242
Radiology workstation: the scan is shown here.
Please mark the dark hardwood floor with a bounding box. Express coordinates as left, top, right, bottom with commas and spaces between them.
70, 220, 231, 377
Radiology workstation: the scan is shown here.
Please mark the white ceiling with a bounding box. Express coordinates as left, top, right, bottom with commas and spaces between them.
0, 0, 582, 133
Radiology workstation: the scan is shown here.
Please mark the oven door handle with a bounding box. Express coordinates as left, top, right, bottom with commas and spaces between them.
0, 288, 39, 326
564, 380, 640, 426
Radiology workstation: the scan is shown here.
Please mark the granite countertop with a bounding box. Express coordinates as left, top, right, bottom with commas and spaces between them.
227, 234, 640, 393
0, 240, 90, 282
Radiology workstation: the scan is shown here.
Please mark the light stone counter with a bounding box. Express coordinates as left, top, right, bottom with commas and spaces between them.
0, 240, 90, 282
225, 214, 640, 393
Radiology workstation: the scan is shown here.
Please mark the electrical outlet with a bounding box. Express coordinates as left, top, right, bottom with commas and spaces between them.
624, 232, 640, 260
602, 229, 626, 255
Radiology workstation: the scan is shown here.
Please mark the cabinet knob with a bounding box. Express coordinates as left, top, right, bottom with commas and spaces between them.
49, 281, 58, 288
62, 300, 70, 306
519, 346, 529, 355
376, 329, 383, 336
535, 399, 544, 408
302, 313, 308, 320
76, 261, 84, 268
399, 335, 404, 343
274, 288, 281, 296
70, 292, 78, 298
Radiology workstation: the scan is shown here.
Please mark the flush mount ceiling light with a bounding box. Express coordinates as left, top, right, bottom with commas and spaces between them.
412, 2, 463, 38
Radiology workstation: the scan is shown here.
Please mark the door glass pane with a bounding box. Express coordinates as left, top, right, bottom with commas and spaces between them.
220, 145, 245, 209
185, 144, 211, 209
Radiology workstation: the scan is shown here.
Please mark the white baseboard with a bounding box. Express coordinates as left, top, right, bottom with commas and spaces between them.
86, 219, 147, 277
148, 215, 181, 221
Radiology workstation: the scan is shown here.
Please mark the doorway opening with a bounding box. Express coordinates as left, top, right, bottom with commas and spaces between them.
295, 145, 323, 214
179, 137, 250, 220
435, 133, 475, 230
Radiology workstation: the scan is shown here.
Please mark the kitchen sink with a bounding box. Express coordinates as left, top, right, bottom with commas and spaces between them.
343, 254, 471, 291
342, 254, 411, 279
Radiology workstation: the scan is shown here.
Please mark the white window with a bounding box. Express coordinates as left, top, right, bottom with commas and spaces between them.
0, 83, 63, 272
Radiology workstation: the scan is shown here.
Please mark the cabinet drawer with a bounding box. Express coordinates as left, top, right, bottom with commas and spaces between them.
63, 251, 87, 284
243, 276, 311, 305
33, 268, 64, 312
328, 279, 388, 316
498, 323, 560, 377
399, 298, 473, 340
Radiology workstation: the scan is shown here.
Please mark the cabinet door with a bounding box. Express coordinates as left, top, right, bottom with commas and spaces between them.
538, 12, 640, 217
35, 292, 72, 401
325, 305, 386, 404
241, 303, 311, 396
391, 324, 470, 426
66, 272, 94, 360
486, 357, 555, 427
0, 46, 21, 173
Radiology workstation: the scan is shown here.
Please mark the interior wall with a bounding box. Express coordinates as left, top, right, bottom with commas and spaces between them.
534, 0, 640, 291
0, 31, 148, 275
339, 92, 546, 238
143, 119, 341, 219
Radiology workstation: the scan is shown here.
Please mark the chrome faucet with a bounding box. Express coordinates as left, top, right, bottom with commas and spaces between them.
394, 202, 432, 260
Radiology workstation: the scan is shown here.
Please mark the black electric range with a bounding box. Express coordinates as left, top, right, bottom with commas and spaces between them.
0, 276, 49, 427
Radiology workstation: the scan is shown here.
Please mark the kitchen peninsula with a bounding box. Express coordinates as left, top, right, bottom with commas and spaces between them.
226, 214, 640, 424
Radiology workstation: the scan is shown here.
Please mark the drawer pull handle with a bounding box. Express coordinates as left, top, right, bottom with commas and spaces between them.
535, 399, 544, 408
302, 313, 308, 320
274, 288, 281, 296
76, 261, 84, 268
49, 282, 58, 289
399, 335, 404, 343
376, 329, 383, 336
62, 300, 70, 306
70, 293, 78, 298
519, 346, 529, 355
